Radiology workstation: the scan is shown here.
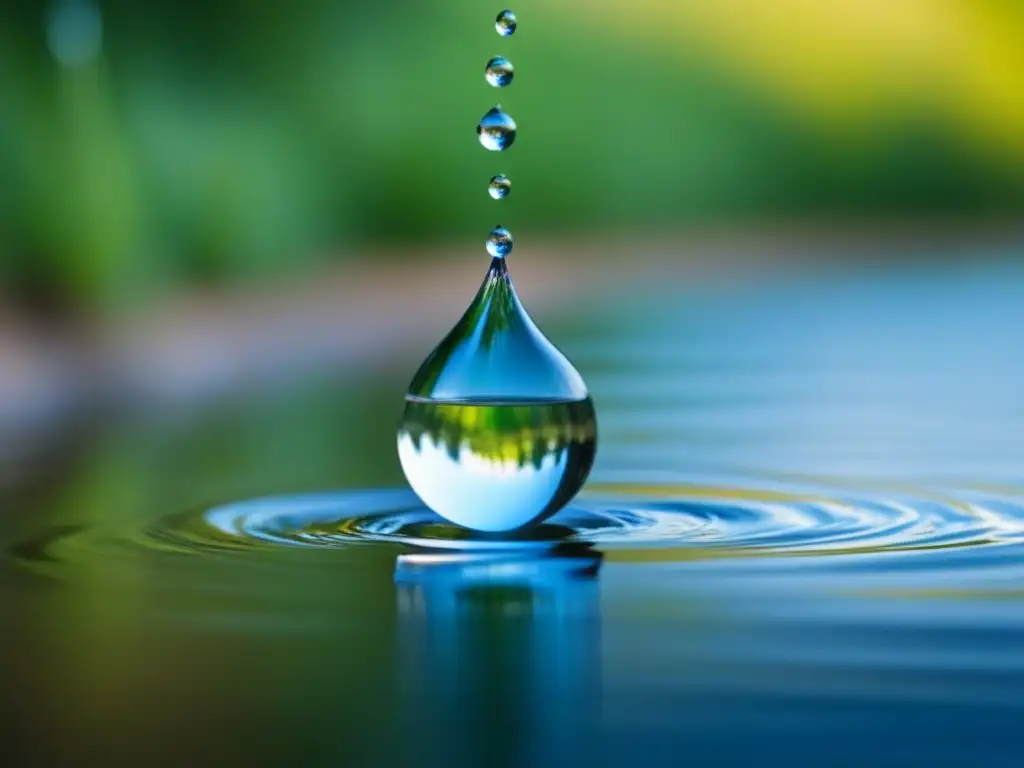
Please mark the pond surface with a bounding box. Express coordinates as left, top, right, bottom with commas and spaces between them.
3, 259, 1024, 766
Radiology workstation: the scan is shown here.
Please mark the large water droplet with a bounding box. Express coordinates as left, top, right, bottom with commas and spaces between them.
495, 9, 517, 37
477, 105, 517, 151
488, 174, 511, 199
485, 55, 514, 87
486, 225, 513, 258
398, 257, 596, 532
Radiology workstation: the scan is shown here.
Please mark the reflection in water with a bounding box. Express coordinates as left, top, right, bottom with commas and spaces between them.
8, 264, 1024, 763
394, 546, 602, 766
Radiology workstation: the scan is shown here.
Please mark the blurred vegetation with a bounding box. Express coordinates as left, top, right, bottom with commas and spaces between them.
401, 398, 596, 470
0, 0, 1022, 313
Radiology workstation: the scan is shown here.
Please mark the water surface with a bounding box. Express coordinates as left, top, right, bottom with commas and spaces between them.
3, 260, 1024, 765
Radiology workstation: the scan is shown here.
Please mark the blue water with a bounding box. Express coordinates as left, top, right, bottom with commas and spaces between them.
4, 260, 1024, 765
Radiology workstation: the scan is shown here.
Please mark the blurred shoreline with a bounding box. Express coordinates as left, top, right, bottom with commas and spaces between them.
1, 224, 1022, 454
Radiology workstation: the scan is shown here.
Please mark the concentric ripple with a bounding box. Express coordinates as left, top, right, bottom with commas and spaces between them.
13, 484, 1024, 579
206, 486, 1024, 553
17, 483, 1024, 574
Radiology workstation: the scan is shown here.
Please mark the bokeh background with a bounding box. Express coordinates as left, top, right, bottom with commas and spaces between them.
1, 0, 1023, 495
3, 3, 1024, 764
3, 0, 1023, 487
3, 0, 1023, 310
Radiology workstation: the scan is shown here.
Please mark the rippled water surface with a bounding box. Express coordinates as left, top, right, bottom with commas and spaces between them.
4, 261, 1024, 765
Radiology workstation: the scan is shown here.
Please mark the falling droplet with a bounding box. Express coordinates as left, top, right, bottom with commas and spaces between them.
485, 55, 514, 87
398, 257, 596, 532
477, 105, 517, 151
486, 225, 513, 258
488, 174, 512, 200
495, 9, 517, 37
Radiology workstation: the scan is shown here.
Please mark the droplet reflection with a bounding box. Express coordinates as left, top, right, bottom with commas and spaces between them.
477, 105, 517, 151
488, 174, 512, 200
398, 397, 596, 532
485, 225, 513, 258
485, 55, 514, 87
394, 545, 601, 764
495, 9, 518, 37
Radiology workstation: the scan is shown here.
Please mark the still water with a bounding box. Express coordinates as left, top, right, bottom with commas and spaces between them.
3, 260, 1024, 765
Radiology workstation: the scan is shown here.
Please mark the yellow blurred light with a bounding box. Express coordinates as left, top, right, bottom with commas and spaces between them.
561, 0, 1024, 158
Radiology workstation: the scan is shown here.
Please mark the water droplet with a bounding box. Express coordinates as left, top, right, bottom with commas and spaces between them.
477, 105, 517, 151
398, 258, 595, 532
486, 225, 513, 258
485, 55, 514, 87
488, 174, 512, 200
495, 9, 517, 37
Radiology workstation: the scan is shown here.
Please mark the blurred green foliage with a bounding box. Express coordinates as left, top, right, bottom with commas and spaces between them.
401, 398, 596, 470
0, 0, 1022, 312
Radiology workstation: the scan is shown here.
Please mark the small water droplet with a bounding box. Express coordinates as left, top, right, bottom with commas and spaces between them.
477, 105, 517, 151
485, 55, 514, 87
488, 174, 512, 200
486, 225, 513, 258
495, 9, 517, 37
